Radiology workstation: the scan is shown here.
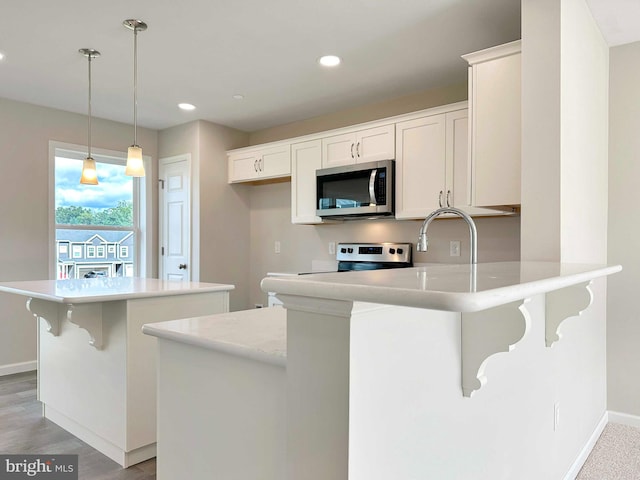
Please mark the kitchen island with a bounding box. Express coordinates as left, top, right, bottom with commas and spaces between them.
259, 261, 620, 480
0, 277, 234, 467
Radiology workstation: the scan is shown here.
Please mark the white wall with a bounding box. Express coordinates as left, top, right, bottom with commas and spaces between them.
521, 0, 609, 264
521, 0, 611, 471
0, 97, 157, 373
607, 41, 640, 417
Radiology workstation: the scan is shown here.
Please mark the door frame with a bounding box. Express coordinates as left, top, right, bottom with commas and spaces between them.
158, 154, 193, 281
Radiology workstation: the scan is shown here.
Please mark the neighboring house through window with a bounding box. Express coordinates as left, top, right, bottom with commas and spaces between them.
50, 143, 150, 279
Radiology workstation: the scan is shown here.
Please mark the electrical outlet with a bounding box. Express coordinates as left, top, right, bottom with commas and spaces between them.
450, 240, 461, 257
274, 241, 281, 254
329, 242, 336, 255
554, 403, 560, 431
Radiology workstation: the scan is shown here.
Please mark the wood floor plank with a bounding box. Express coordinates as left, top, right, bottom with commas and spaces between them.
0, 372, 156, 480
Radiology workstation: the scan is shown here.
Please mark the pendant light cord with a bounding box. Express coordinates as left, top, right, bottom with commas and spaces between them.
133, 26, 138, 146
88, 53, 92, 158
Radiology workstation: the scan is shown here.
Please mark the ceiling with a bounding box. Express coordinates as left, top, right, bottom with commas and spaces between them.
0, 1, 635, 133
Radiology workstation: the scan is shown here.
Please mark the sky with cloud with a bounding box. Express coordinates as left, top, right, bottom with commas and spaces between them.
55, 157, 132, 210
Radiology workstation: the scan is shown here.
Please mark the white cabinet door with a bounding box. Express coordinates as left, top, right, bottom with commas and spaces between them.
261, 145, 291, 179
395, 114, 446, 220
446, 109, 470, 209
227, 144, 290, 183
291, 140, 323, 224
322, 133, 357, 168
464, 40, 521, 207
356, 124, 395, 163
228, 151, 259, 183
322, 125, 395, 168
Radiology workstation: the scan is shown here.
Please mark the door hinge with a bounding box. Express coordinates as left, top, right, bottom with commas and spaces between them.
161, 246, 165, 256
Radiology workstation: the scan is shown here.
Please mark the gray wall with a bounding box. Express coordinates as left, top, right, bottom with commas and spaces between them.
608, 41, 640, 417
248, 182, 521, 307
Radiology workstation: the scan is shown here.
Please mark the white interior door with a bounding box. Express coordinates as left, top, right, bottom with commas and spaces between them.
159, 156, 191, 281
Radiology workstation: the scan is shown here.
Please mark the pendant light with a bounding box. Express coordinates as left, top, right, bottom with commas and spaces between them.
123, 19, 147, 177
79, 48, 100, 185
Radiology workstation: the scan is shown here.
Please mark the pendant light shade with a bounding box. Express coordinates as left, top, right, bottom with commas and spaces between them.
123, 19, 147, 177
79, 48, 100, 185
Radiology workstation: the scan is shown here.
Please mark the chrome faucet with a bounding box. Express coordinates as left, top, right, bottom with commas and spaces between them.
417, 207, 478, 264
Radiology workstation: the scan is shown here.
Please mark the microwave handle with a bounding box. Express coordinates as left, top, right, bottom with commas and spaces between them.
369, 169, 378, 206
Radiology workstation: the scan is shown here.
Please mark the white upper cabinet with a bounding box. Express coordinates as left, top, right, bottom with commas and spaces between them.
463, 40, 521, 207
395, 114, 447, 219
228, 143, 291, 183
322, 124, 395, 168
395, 109, 473, 220
291, 139, 323, 224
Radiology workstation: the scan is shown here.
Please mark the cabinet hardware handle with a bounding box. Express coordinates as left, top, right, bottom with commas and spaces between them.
260, 158, 263, 171
178, 264, 187, 270
254, 159, 258, 172
446, 190, 451, 207
356, 142, 360, 158
439, 190, 443, 208
351, 143, 355, 159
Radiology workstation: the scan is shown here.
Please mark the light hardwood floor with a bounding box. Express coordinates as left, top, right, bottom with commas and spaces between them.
0, 371, 155, 480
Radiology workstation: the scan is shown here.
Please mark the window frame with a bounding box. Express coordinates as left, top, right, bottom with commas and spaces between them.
48, 141, 153, 280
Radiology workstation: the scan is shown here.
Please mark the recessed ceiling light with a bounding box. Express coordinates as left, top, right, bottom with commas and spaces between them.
232, 94, 244, 100
0, 52, 5, 61
178, 103, 196, 111
318, 55, 341, 67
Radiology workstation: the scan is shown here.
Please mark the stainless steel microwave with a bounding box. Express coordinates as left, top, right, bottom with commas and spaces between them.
316, 159, 395, 219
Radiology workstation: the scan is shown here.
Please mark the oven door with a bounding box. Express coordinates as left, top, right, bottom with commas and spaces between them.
316, 159, 394, 219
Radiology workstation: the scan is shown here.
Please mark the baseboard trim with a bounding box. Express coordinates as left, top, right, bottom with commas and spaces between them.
563, 411, 608, 480
608, 410, 640, 429
0, 360, 37, 377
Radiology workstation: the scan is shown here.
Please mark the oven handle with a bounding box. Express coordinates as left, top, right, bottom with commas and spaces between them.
369, 169, 377, 205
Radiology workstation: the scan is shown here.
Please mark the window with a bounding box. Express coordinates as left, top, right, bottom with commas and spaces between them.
120, 246, 129, 258
51, 143, 149, 280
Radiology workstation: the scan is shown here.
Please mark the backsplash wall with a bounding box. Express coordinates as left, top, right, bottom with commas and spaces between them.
248, 182, 521, 307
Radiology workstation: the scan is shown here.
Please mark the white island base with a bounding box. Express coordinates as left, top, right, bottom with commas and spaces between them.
0, 278, 233, 468
143, 262, 620, 479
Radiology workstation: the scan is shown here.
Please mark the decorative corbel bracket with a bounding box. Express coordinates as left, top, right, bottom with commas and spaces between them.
26, 298, 104, 349
461, 299, 529, 398
27, 298, 62, 336
545, 281, 593, 348
67, 303, 104, 349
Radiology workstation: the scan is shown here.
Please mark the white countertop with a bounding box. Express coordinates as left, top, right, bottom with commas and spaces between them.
0, 277, 235, 304
142, 307, 286, 366
261, 261, 622, 312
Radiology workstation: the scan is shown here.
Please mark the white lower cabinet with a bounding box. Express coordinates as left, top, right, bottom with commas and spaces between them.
228, 143, 291, 183
291, 139, 322, 224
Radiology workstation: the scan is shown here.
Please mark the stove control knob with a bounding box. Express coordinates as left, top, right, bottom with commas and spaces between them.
348, 248, 354, 253
389, 248, 396, 254
397, 248, 404, 254
340, 248, 347, 254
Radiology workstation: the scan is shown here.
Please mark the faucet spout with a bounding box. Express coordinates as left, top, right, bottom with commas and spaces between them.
417, 207, 478, 264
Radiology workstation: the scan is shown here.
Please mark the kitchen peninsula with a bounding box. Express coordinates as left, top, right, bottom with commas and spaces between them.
258, 261, 620, 480
0, 277, 234, 468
